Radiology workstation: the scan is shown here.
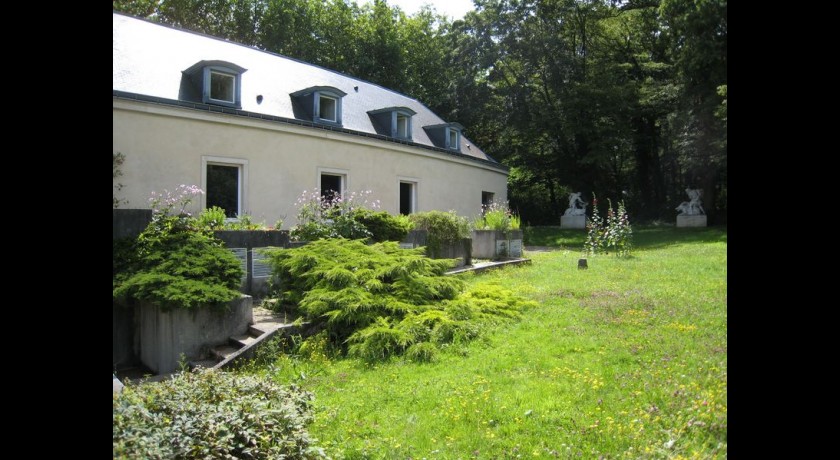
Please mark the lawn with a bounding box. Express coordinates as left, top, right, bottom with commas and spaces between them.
253, 225, 727, 459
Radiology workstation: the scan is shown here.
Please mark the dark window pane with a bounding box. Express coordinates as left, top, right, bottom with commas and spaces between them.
319, 96, 337, 121
400, 182, 413, 215
210, 71, 235, 102
207, 164, 239, 217
321, 174, 342, 202
482, 191, 494, 208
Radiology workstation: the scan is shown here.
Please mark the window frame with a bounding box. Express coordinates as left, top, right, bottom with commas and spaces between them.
313, 90, 343, 125
201, 66, 242, 108
398, 177, 419, 215
201, 156, 249, 218
394, 111, 412, 140
317, 167, 349, 200
447, 127, 460, 151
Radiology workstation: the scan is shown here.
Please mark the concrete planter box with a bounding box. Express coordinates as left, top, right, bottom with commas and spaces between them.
113, 208, 153, 239
214, 230, 290, 297
113, 302, 136, 371
401, 230, 472, 267
137, 295, 253, 374
472, 229, 524, 259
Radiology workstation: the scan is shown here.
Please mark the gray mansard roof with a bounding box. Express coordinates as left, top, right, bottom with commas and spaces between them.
112, 12, 500, 167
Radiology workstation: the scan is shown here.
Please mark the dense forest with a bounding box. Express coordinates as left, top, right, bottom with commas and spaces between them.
114, 0, 726, 225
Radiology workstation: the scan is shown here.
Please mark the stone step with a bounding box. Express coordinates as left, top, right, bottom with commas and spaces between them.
249, 322, 280, 336
212, 345, 241, 360
188, 359, 219, 370
230, 334, 259, 347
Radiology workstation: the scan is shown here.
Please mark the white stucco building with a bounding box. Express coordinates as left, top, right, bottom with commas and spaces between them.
113, 12, 508, 228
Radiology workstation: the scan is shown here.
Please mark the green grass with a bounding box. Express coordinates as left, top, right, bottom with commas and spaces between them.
249, 226, 727, 459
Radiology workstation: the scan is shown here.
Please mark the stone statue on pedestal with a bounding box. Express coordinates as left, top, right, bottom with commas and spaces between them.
676, 188, 705, 216
563, 192, 587, 216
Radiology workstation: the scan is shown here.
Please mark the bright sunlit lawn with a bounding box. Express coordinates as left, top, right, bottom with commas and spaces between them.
250, 225, 727, 459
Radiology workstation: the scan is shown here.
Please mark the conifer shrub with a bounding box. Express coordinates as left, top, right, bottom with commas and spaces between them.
113, 185, 244, 310
263, 239, 536, 362
355, 209, 414, 242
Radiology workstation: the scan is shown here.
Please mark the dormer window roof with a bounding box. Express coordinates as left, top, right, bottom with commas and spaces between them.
423, 122, 464, 151
291, 86, 347, 126
182, 60, 246, 108
368, 106, 417, 140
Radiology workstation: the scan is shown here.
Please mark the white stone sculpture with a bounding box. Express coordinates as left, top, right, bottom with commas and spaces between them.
563, 192, 587, 216
676, 188, 705, 216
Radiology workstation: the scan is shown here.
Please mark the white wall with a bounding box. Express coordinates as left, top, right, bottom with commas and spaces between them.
113, 99, 509, 228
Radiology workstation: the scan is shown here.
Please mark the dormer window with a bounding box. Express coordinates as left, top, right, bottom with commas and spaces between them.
208, 70, 235, 104
182, 60, 247, 108
368, 107, 416, 140
447, 127, 459, 150
396, 113, 411, 138
422, 122, 464, 151
318, 94, 338, 122
291, 86, 346, 126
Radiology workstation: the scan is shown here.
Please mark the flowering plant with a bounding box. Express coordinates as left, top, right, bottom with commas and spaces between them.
290, 188, 381, 241
584, 194, 632, 258
473, 200, 521, 233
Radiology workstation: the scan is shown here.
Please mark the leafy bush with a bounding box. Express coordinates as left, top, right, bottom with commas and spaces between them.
113, 186, 244, 310
355, 209, 414, 242
198, 206, 271, 230
473, 199, 521, 232
263, 239, 536, 362
290, 189, 380, 241
196, 205, 226, 229
113, 368, 325, 459
409, 210, 470, 257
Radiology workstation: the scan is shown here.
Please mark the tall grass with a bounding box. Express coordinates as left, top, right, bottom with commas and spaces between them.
251, 226, 727, 458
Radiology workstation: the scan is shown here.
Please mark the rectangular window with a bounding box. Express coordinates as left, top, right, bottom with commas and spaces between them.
396, 114, 410, 138
320, 173, 344, 202
400, 181, 416, 215
448, 128, 459, 150
319, 95, 337, 122
207, 163, 241, 218
482, 191, 494, 209
209, 71, 235, 103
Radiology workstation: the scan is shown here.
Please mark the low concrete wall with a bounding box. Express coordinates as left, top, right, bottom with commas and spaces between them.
113, 209, 153, 239
472, 230, 524, 259
401, 230, 471, 267
214, 230, 290, 297
138, 295, 253, 374
113, 303, 136, 371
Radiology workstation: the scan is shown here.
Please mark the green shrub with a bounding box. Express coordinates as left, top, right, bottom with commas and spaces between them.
355, 209, 414, 242
263, 239, 536, 362
197, 206, 226, 230
409, 210, 470, 257
113, 186, 244, 310
198, 206, 269, 230
290, 189, 380, 241
113, 368, 324, 459
474, 199, 521, 232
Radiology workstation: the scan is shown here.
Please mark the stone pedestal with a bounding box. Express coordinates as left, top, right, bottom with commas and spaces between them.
561, 215, 586, 229
677, 215, 707, 227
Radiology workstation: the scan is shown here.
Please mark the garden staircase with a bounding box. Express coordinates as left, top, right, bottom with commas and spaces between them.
188, 307, 300, 371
